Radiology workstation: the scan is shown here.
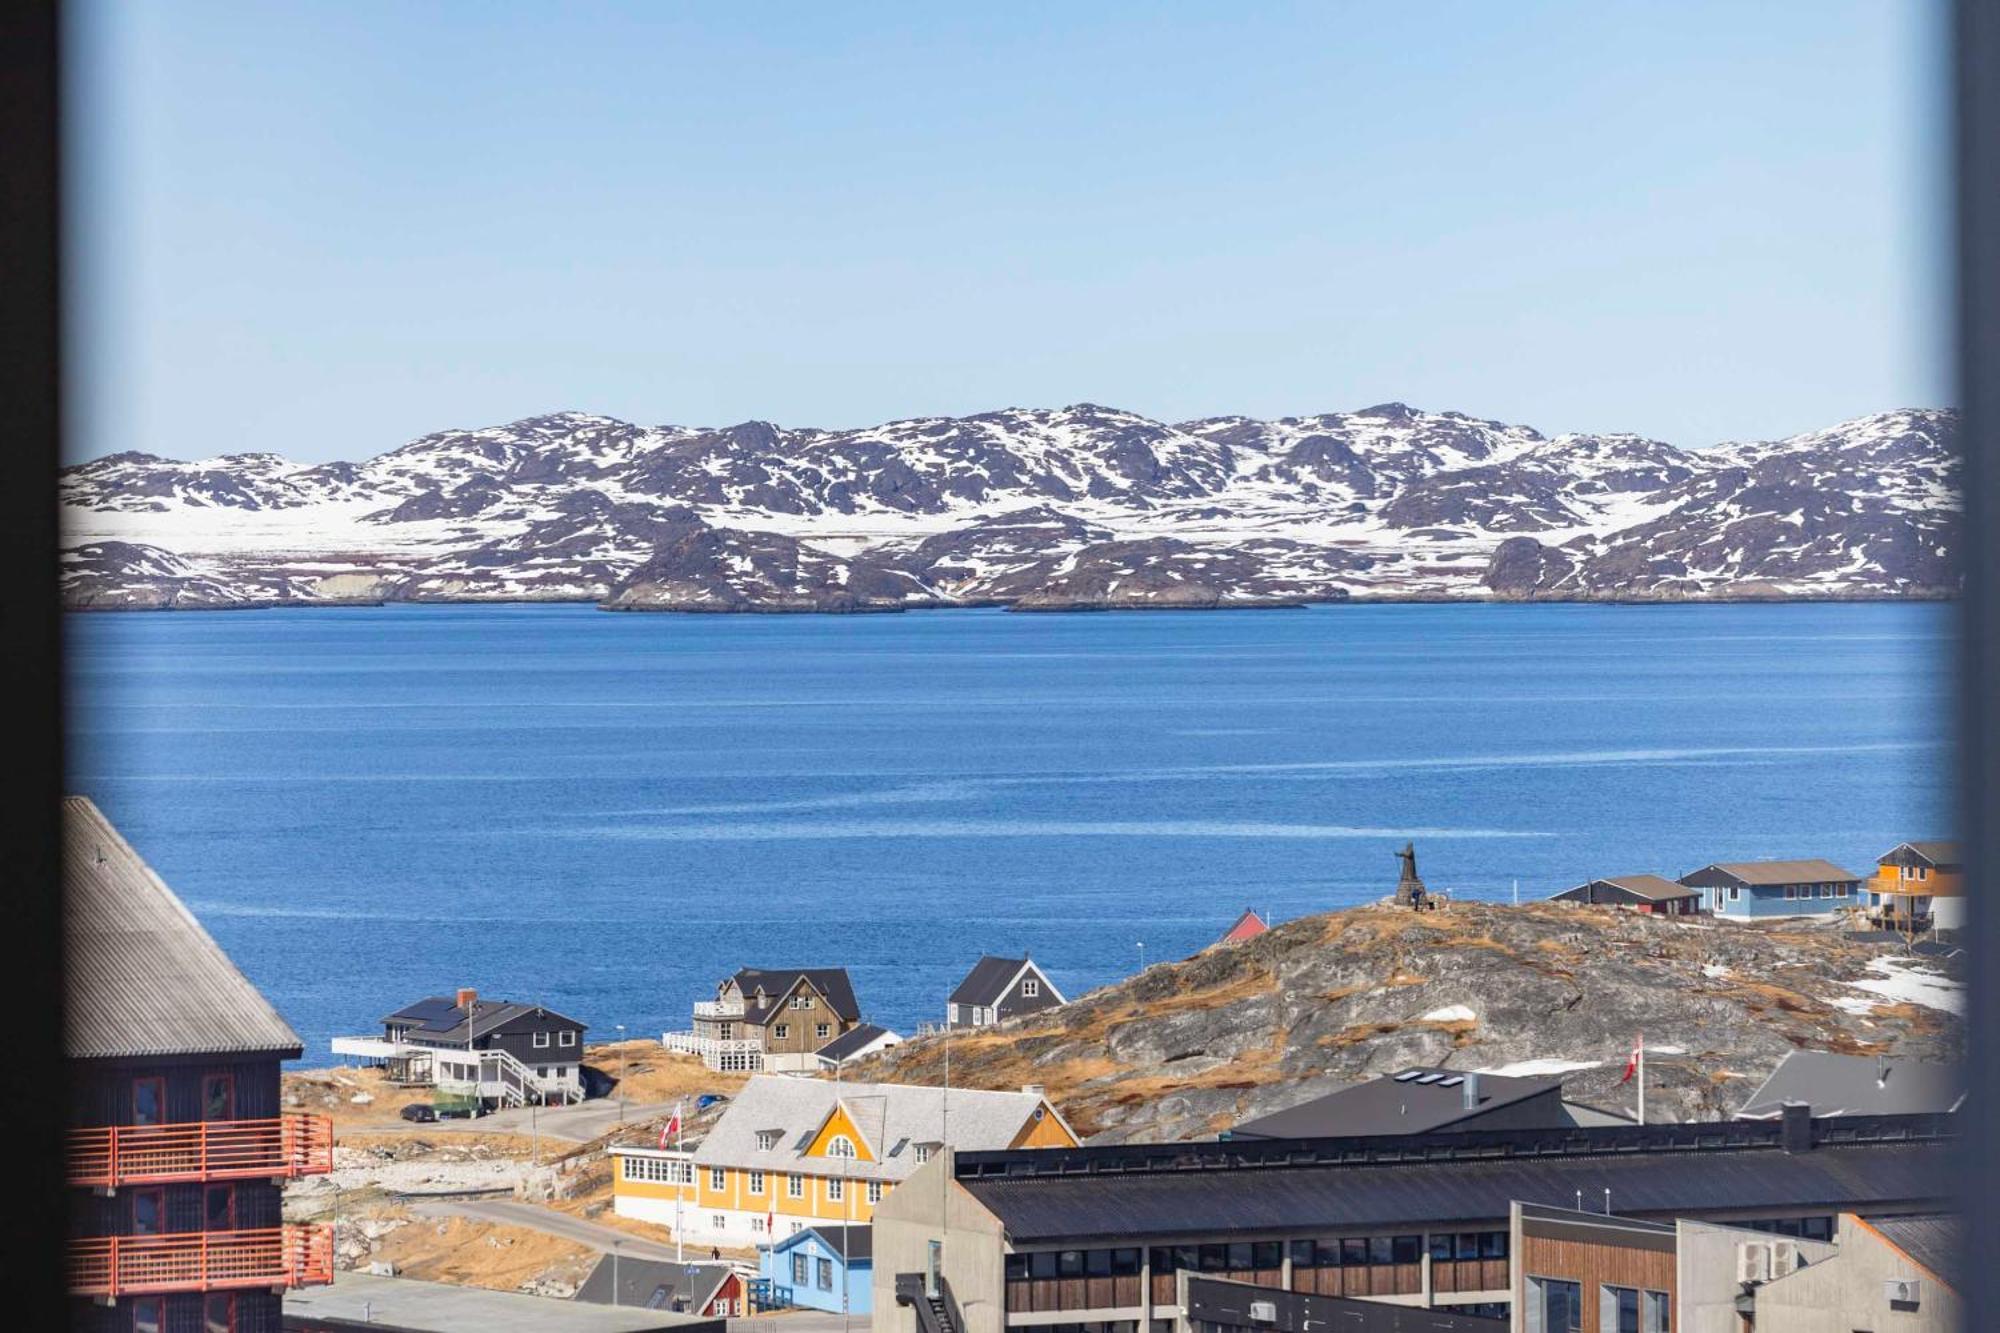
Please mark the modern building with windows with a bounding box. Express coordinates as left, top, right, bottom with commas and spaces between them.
869, 1106, 1953, 1333
64, 796, 334, 1333
1677, 858, 1863, 919
609, 1075, 1077, 1247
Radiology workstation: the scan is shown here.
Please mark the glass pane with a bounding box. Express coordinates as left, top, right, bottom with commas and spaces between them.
204, 1076, 233, 1121
1005, 1255, 1028, 1281
1481, 1231, 1509, 1260
1112, 1248, 1142, 1276
132, 1192, 162, 1235
1226, 1242, 1253, 1270
204, 1294, 233, 1333
1252, 1241, 1282, 1269
1059, 1250, 1085, 1277
1086, 1249, 1112, 1277
1368, 1237, 1392, 1265
1030, 1252, 1058, 1279
1200, 1244, 1228, 1272
133, 1080, 162, 1126
1428, 1234, 1453, 1262
205, 1185, 233, 1229
1317, 1239, 1344, 1266
1341, 1239, 1367, 1266
1457, 1232, 1480, 1260
133, 1300, 163, 1333
1392, 1235, 1420, 1264
1290, 1239, 1316, 1267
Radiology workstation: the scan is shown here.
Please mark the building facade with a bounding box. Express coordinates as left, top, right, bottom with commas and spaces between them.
764, 1225, 875, 1314
1868, 841, 1964, 933
611, 1075, 1077, 1248
1677, 859, 1863, 919
1548, 876, 1700, 916
65, 796, 334, 1333
331, 988, 588, 1107
948, 957, 1067, 1030
671, 968, 865, 1073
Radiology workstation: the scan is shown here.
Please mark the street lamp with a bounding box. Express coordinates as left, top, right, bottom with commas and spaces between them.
611, 1238, 623, 1307
1136, 941, 1145, 973
615, 1023, 627, 1122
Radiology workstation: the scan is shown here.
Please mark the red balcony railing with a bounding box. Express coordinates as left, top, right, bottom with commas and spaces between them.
68, 1114, 334, 1188
69, 1224, 334, 1297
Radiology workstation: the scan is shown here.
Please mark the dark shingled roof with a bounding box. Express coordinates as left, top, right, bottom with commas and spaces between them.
1736, 1052, 1964, 1120
1554, 874, 1699, 904
950, 956, 1034, 1006
774, 1224, 874, 1263
815, 1023, 895, 1063
64, 796, 303, 1061
575, 1256, 733, 1312
956, 1117, 1954, 1243
733, 967, 861, 1025
1865, 1213, 1960, 1289
384, 995, 585, 1044
1878, 841, 1961, 869
1230, 1068, 1563, 1139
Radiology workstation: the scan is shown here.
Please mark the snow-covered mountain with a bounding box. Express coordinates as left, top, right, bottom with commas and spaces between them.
58, 403, 1960, 611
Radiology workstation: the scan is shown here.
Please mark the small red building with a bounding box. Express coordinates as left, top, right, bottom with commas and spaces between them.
1217, 908, 1270, 944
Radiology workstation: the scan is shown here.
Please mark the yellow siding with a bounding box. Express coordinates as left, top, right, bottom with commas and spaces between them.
1009, 1102, 1081, 1149
804, 1103, 877, 1161
615, 1161, 885, 1224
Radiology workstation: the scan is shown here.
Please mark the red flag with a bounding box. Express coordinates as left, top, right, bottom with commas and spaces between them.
1619, 1033, 1642, 1084
659, 1105, 682, 1148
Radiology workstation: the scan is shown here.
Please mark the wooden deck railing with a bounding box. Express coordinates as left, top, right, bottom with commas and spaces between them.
68, 1114, 334, 1188
69, 1224, 334, 1297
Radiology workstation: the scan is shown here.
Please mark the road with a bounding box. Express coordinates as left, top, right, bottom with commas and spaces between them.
408, 1197, 692, 1263
376, 1098, 681, 1144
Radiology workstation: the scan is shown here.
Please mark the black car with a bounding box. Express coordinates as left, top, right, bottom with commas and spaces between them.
400, 1102, 437, 1123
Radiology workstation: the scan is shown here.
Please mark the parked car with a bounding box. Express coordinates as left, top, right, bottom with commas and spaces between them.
400, 1103, 437, 1123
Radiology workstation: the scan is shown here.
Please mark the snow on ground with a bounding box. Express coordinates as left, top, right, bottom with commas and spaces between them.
1844, 957, 1965, 1014
1420, 1004, 1478, 1023
1475, 1058, 1602, 1078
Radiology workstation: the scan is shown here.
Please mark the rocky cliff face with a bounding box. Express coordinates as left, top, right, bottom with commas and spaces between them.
60, 403, 1959, 611
858, 902, 1963, 1143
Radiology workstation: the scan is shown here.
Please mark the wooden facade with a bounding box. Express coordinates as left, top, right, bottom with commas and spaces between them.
1512, 1204, 1675, 1333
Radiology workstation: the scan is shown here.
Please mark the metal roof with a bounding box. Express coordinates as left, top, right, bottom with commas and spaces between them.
1230, 1068, 1563, 1139
955, 1115, 1954, 1244
63, 796, 303, 1061
1735, 1052, 1964, 1119
770, 1224, 875, 1263
1864, 1213, 1959, 1289
1680, 858, 1863, 887
386, 994, 586, 1044
293, 1270, 710, 1331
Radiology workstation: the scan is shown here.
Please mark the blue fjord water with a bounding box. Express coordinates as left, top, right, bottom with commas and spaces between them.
66, 601, 1950, 1062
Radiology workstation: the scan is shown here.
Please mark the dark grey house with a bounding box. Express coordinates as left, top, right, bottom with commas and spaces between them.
1735, 1051, 1965, 1120
947, 956, 1066, 1029
1226, 1067, 1603, 1140
379, 989, 588, 1103
573, 1255, 744, 1317
1549, 874, 1701, 916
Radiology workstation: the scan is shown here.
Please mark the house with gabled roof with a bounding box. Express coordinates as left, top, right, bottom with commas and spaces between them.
1217, 908, 1270, 944
1869, 840, 1965, 932
1678, 858, 1863, 919
947, 956, 1065, 1030
1549, 874, 1701, 916
762, 1224, 874, 1314
332, 986, 587, 1106
670, 967, 866, 1073
816, 1023, 902, 1070
609, 1074, 1077, 1248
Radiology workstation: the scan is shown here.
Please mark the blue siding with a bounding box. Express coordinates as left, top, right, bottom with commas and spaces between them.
761, 1230, 872, 1315
1706, 883, 1852, 918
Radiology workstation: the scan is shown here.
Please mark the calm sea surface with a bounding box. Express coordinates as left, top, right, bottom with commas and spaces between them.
66, 602, 1952, 1061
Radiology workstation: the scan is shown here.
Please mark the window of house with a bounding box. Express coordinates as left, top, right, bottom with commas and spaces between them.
537, 1067, 549, 1077
1600, 1285, 1641, 1333
713, 1214, 726, 1229
710, 1167, 726, 1191
749, 1170, 765, 1194
972, 1008, 986, 1026
1783, 885, 1796, 900
818, 1257, 834, 1290
559, 1030, 576, 1046
868, 1181, 883, 1204
793, 1253, 810, 1285
1641, 1291, 1669, 1333
533, 1031, 551, 1048
827, 1177, 844, 1201
913, 1144, 933, 1165
132, 1298, 163, 1333
788, 1174, 805, 1199
816, 1023, 831, 1040
1526, 1276, 1583, 1333
826, 1135, 857, 1159
1023, 978, 1040, 998
1821, 884, 1833, 898
948, 1003, 960, 1024
775, 1024, 790, 1040
757, 1130, 780, 1150
132, 1076, 165, 1126
205, 1184, 235, 1230
202, 1073, 234, 1121
1837, 882, 1850, 896
131, 1189, 165, 1236
1730, 886, 1741, 900
203, 1292, 236, 1333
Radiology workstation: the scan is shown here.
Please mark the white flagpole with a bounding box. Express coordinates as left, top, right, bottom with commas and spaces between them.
1637, 1032, 1646, 1126
675, 1098, 685, 1264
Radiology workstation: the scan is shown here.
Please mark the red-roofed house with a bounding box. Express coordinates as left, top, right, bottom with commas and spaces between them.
1218, 908, 1269, 944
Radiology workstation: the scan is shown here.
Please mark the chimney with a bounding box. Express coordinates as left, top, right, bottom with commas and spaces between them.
456, 987, 477, 1011
1780, 1101, 1813, 1153
1463, 1071, 1481, 1111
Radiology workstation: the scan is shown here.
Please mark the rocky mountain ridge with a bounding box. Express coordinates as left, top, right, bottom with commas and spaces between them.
857, 901, 1964, 1144
60, 402, 1960, 611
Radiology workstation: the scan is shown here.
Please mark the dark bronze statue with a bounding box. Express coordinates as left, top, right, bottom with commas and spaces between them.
1394, 841, 1430, 908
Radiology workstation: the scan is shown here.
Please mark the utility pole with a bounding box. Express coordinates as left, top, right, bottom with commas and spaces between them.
612, 1238, 622, 1307
615, 1023, 627, 1123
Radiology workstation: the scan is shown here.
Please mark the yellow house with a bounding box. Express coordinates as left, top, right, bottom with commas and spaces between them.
1869, 840, 1965, 931
610, 1074, 1077, 1249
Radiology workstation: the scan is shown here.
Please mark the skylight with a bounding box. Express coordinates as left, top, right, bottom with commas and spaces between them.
1393, 1070, 1424, 1082
1439, 1076, 1464, 1087
1415, 1073, 1444, 1085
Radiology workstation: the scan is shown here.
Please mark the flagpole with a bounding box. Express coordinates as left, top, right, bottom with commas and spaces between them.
675, 1098, 685, 1264
1638, 1032, 1646, 1126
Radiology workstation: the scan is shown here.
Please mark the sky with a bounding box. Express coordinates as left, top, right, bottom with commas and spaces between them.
65, 1, 1950, 464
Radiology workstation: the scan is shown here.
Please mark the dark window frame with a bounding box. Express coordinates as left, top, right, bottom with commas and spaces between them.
202, 1072, 235, 1121
132, 1075, 166, 1126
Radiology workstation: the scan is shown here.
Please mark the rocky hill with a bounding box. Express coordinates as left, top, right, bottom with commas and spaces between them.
60, 402, 1959, 610
856, 901, 1964, 1143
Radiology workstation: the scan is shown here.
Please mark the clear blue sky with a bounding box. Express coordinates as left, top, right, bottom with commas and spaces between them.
65, 1, 1949, 464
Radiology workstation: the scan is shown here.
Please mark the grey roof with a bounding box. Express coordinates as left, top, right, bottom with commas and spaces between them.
949, 956, 1044, 1006
730, 968, 861, 1025
1186, 1275, 1504, 1331
1555, 874, 1698, 903
1879, 841, 1961, 869
815, 1023, 899, 1064
387, 994, 586, 1043
1865, 1213, 1959, 1289
575, 1256, 734, 1313
63, 796, 303, 1061
678, 1074, 1054, 1183
1736, 1052, 1964, 1119
287, 1270, 708, 1331
1230, 1068, 1564, 1139
1680, 858, 1863, 887
773, 1224, 874, 1263
958, 1128, 1953, 1243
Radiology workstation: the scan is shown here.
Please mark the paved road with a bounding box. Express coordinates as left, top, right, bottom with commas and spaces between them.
375, 1098, 680, 1144
409, 1198, 690, 1262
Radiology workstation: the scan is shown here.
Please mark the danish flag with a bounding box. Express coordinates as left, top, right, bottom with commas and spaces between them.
658, 1103, 682, 1148
1619, 1033, 1643, 1085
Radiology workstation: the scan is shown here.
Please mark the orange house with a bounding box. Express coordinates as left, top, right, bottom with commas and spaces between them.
1869, 841, 1964, 931
611, 1074, 1076, 1250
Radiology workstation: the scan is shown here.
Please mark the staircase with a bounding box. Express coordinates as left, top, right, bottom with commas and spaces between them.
895, 1273, 964, 1333
430, 1046, 584, 1109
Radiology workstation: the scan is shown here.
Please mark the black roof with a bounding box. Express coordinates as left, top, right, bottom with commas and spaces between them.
950, 956, 1036, 1006
1186, 1276, 1503, 1332
1736, 1052, 1964, 1120
954, 1114, 1954, 1243
733, 968, 861, 1025
816, 1023, 894, 1063
384, 994, 586, 1043
1866, 1213, 1959, 1289
574, 1256, 733, 1311
776, 1224, 874, 1263
1230, 1068, 1562, 1139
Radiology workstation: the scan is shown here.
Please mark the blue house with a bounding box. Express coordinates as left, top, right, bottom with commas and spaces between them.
1678, 858, 1863, 919
762, 1225, 872, 1315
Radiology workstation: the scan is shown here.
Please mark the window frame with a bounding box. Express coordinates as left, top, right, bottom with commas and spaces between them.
131, 1296, 164, 1333
201, 1072, 235, 1121
131, 1186, 166, 1236
748, 1169, 765, 1194
709, 1166, 726, 1191
788, 1173, 805, 1199
132, 1075, 166, 1127
533, 1030, 551, 1049
203, 1291, 236, 1333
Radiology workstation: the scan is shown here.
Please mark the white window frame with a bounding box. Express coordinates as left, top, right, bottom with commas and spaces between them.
775, 1023, 790, 1040
756, 1130, 780, 1151
826, 1177, 844, 1202
788, 1174, 804, 1199
826, 1135, 857, 1159
1022, 978, 1040, 998
867, 1180, 883, 1204
533, 1031, 551, 1048
710, 1167, 726, 1191
913, 1144, 932, 1165
559, 1030, 577, 1047
748, 1170, 766, 1195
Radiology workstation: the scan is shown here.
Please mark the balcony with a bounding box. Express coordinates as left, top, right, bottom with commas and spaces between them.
69, 1224, 334, 1298
69, 1115, 334, 1189
693, 1000, 745, 1020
